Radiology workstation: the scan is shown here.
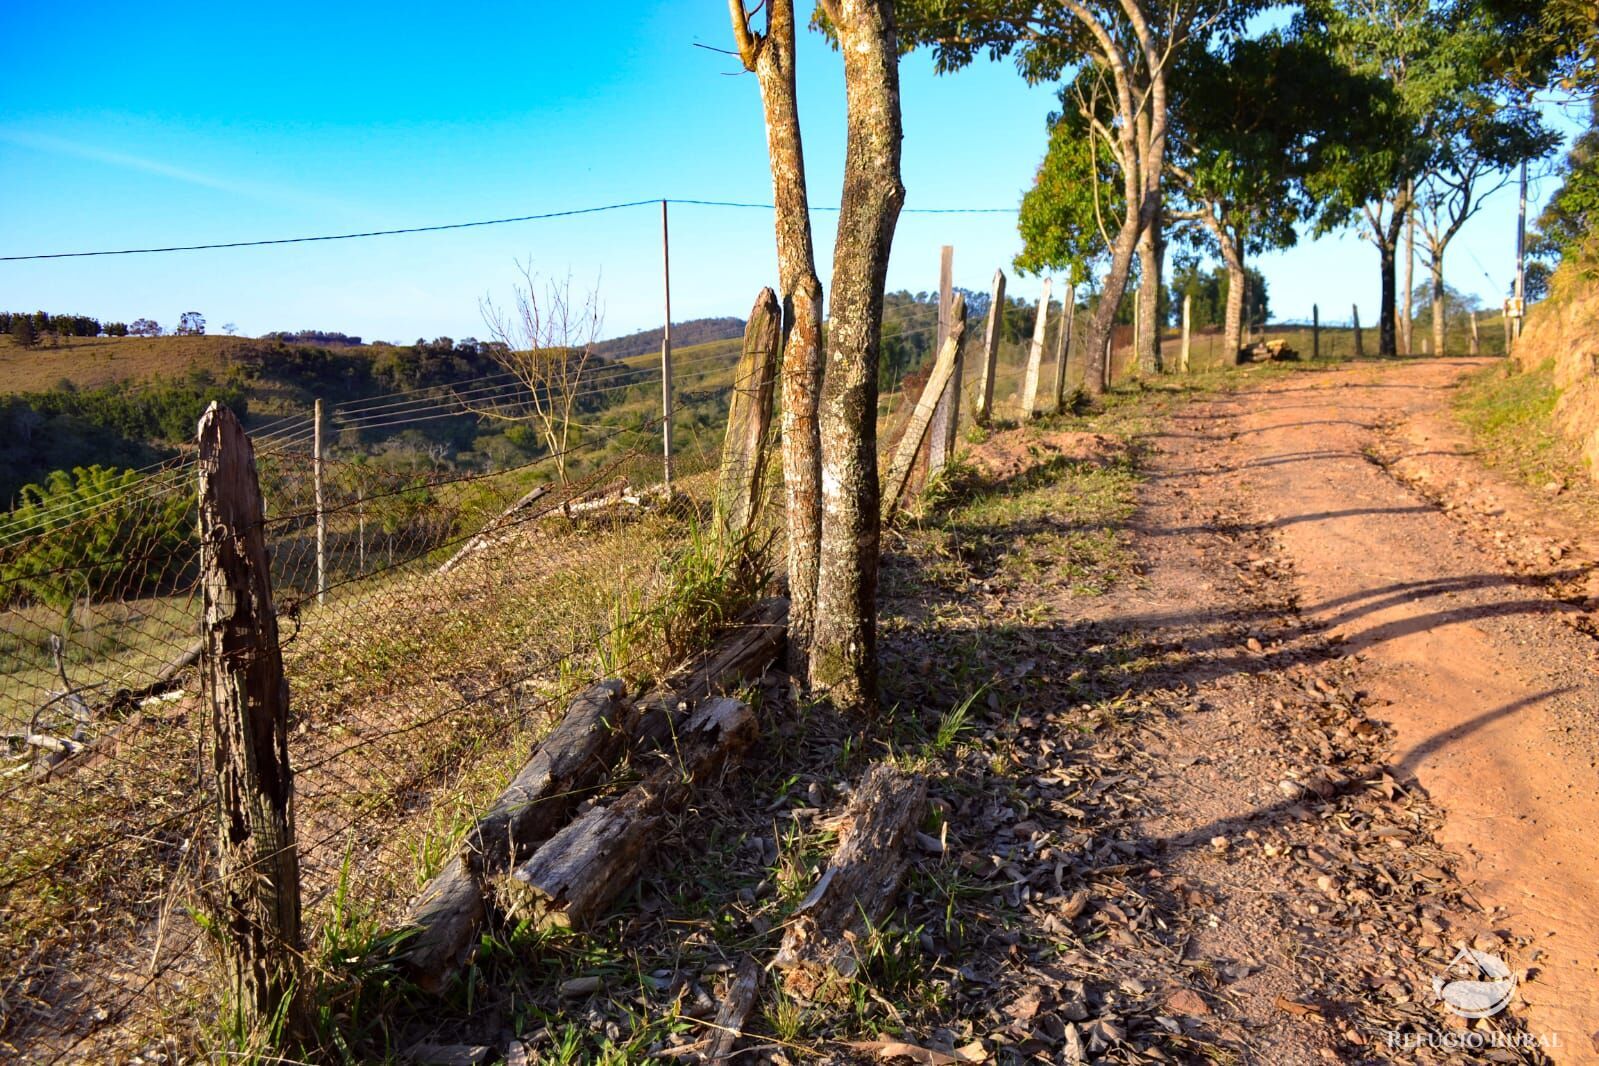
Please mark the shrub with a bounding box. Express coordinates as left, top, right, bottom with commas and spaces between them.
0, 466, 196, 609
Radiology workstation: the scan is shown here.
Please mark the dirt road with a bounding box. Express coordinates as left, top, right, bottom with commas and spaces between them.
1202, 357, 1599, 1057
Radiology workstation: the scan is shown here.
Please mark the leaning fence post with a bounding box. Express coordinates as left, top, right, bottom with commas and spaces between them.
198, 402, 304, 1045
1312, 304, 1320, 360
1470, 311, 1481, 355
1352, 304, 1365, 357
1021, 278, 1051, 416
313, 397, 325, 606
1053, 286, 1075, 409
928, 245, 958, 474
1049, 291, 1070, 411
883, 295, 966, 521
974, 269, 1005, 426
715, 289, 782, 540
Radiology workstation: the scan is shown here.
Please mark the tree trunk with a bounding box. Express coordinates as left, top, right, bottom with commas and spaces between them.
197, 403, 305, 1044
1082, 218, 1141, 395
1378, 238, 1398, 358
1222, 248, 1246, 362
733, 0, 825, 677
1430, 252, 1447, 357
1136, 213, 1162, 374
1402, 179, 1415, 354
810, 0, 904, 711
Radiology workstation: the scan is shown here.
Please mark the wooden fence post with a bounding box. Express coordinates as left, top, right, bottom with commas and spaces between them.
1180, 294, 1192, 374
660, 200, 675, 492
1312, 304, 1320, 360
1053, 287, 1075, 409
715, 289, 783, 540
1470, 311, 1480, 355
313, 398, 325, 606
928, 246, 958, 473
1352, 304, 1365, 357
1020, 279, 1051, 416
974, 269, 1005, 426
1049, 291, 1070, 411
1132, 288, 1142, 373
198, 402, 304, 1043
882, 295, 966, 521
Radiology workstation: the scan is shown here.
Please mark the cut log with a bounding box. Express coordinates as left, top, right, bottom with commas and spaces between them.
774, 763, 926, 1003
633, 597, 787, 746
397, 680, 628, 991
502, 697, 756, 930
706, 956, 762, 1063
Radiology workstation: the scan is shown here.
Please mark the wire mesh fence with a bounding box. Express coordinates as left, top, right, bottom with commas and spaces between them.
1, 276, 1175, 1062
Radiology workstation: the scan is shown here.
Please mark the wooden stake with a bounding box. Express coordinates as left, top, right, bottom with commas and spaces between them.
1020, 279, 1051, 416
1312, 304, 1320, 360
973, 269, 1005, 426
197, 402, 304, 1041
1049, 290, 1070, 411
1470, 310, 1480, 355
1180, 293, 1192, 373
1353, 304, 1365, 357
927, 245, 958, 472
1053, 286, 1075, 409
660, 200, 675, 492
313, 397, 325, 606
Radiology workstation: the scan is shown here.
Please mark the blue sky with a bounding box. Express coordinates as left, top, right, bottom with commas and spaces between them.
0, 1, 1581, 343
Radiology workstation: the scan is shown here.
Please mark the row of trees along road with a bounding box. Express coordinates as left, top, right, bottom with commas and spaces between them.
721, 0, 1585, 713
900, 0, 1571, 369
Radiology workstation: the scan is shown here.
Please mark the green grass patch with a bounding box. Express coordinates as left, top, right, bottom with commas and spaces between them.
1454, 358, 1587, 488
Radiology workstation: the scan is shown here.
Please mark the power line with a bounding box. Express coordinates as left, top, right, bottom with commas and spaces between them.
1, 197, 1019, 262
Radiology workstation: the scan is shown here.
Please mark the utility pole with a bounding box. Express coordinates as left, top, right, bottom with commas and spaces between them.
1514, 158, 1528, 344
660, 200, 675, 490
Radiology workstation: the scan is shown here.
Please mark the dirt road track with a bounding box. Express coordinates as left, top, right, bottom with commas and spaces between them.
1208, 357, 1599, 1057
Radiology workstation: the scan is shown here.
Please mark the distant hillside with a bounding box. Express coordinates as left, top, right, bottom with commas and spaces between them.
592, 318, 745, 361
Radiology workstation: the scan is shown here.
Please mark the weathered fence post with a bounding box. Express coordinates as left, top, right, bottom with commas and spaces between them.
1470, 311, 1481, 355
974, 269, 1005, 426
660, 200, 676, 492
1180, 293, 1192, 373
1312, 304, 1320, 360
882, 295, 966, 521
198, 402, 304, 1045
1352, 304, 1365, 357
1021, 279, 1051, 416
715, 289, 783, 540
1053, 286, 1075, 409
1049, 292, 1070, 411
927, 246, 958, 473
313, 397, 325, 606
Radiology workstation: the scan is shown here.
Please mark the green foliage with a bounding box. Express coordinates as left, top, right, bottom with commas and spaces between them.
1168, 262, 1269, 328
0, 466, 196, 609
1533, 100, 1599, 279
1014, 71, 1122, 282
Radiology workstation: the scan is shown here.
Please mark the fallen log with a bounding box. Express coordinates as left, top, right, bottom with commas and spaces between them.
501, 696, 756, 930
774, 763, 927, 1003
396, 680, 628, 992
633, 596, 787, 746
437, 484, 551, 575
